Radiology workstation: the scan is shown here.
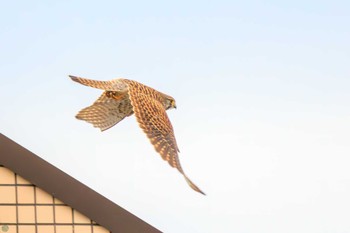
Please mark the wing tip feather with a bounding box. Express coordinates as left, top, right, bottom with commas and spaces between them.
184, 175, 206, 195
69, 75, 78, 81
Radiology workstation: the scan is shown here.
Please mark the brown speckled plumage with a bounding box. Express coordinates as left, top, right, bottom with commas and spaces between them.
70, 75, 205, 195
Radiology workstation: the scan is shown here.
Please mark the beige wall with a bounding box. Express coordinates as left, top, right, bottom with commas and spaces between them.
0, 166, 110, 233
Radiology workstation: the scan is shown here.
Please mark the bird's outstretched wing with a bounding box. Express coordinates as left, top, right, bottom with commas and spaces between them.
128, 90, 205, 195
69, 75, 128, 92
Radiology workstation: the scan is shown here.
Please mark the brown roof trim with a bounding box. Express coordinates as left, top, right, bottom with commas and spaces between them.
0, 133, 161, 233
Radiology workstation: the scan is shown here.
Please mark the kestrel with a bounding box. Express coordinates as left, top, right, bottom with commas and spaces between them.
70, 75, 205, 195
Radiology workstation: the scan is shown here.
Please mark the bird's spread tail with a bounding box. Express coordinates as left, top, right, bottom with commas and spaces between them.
76, 102, 123, 132
184, 175, 206, 195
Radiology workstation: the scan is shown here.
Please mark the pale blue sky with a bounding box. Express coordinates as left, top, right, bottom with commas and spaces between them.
1, 1, 350, 232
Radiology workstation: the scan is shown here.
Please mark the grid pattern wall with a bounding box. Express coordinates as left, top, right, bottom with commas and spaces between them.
0, 166, 110, 233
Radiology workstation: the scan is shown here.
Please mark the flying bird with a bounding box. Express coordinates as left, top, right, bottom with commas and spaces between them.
70, 75, 205, 195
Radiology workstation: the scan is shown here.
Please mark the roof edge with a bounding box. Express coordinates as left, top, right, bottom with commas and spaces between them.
0, 133, 161, 233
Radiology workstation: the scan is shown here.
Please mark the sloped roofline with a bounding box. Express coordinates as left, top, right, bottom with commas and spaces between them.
0, 133, 161, 233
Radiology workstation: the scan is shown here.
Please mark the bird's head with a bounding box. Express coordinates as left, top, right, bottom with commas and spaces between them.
163, 95, 177, 110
